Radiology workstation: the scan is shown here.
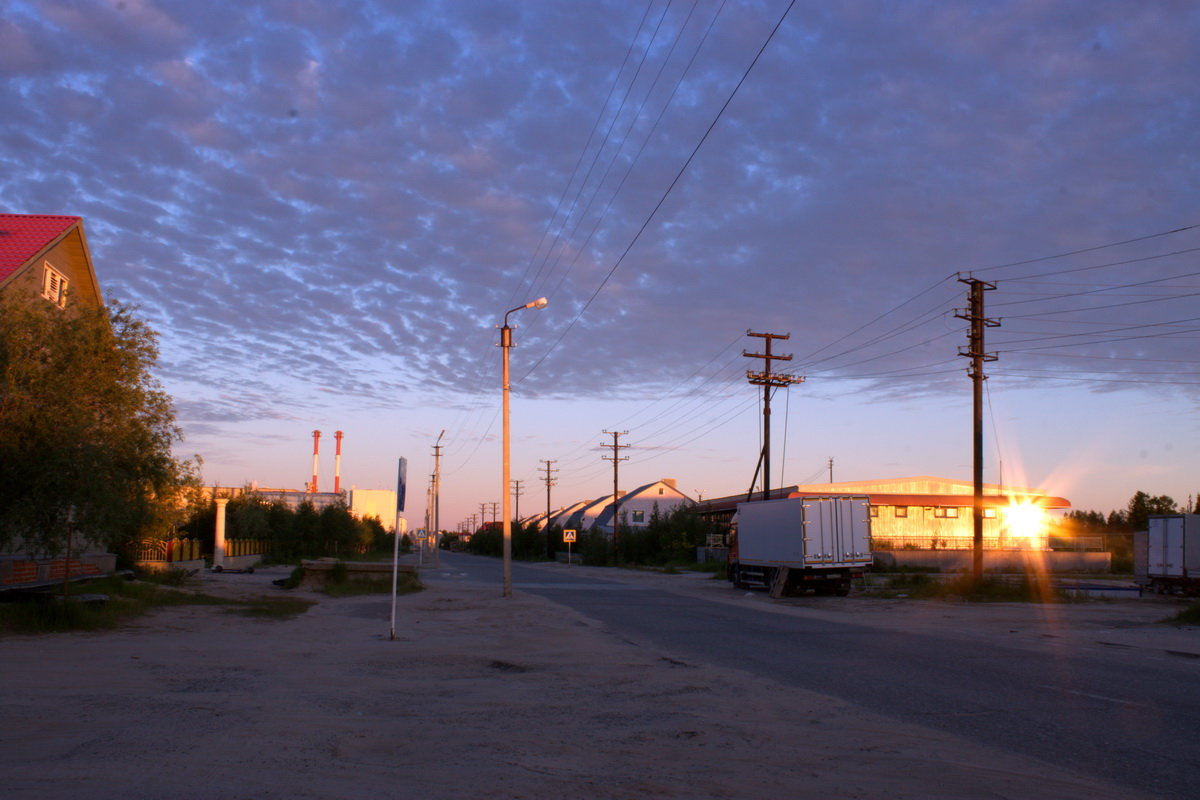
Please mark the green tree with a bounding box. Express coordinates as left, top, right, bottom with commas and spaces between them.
319, 502, 358, 556
1125, 490, 1177, 533
0, 299, 196, 558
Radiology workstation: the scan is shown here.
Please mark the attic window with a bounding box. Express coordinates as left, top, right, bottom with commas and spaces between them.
41, 262, 68, 307
658, 488, 664, 495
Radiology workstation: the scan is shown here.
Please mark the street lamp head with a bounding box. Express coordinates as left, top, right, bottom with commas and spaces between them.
526, 296, 549, 310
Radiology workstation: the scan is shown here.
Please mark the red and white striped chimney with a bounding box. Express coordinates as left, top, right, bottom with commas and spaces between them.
334, 430, 344, 494
311, 430, 321, 493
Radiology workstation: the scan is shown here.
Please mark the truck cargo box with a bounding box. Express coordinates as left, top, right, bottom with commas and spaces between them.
735, 495, 872, 568
1141, 515, 1200, 595
729, 495, 872, 596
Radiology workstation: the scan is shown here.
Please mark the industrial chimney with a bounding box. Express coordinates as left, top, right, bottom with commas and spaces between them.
311, 430, 321, 493
334, 430, 344, 494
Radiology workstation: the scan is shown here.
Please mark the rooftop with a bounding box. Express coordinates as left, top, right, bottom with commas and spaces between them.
0, 214, 81, 282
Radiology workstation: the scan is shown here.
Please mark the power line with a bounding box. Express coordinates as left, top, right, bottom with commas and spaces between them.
522, 0, 798, 378
969, 223, 1199, 276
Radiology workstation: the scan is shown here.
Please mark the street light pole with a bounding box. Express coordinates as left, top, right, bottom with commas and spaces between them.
501, 296, 548, 597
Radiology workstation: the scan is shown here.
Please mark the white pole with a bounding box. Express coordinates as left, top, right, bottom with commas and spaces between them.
389, 510, 401, 641
502, 321, 513, 597
214, 496, 229, 571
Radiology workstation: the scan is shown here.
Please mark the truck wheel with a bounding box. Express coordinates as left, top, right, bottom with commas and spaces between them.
834, 581, 851, 597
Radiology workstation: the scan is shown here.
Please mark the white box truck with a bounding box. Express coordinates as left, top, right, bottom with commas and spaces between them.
1138, 514, 1200, 595
727, 495, 872, 597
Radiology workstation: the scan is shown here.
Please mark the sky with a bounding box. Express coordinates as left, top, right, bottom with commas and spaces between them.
2, 0, 1198, 529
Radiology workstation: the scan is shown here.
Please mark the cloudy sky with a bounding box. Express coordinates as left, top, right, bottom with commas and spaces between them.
3, 0, 1198, 526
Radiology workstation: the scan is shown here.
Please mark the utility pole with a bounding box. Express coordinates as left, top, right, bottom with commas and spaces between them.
489, 502, 500, 525
956, 274, 999, 583
744, 331, 805, 502
424, 474, 434, 535
511, 479, 524, 525
828, 457, 834, 483
601, 430, 630, 554
540, 459, 559, 559
432, 431, 445, 532
479, 503, 488, 530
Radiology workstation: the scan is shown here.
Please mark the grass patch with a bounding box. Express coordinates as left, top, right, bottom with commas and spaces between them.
866, 573, 1067, 602
132, 566, 194, 586
917, 574, 1066, 602
320, 572, 423, 598
0, 576, 313, 634
686, 561, 727, 575
1164, 601, 1200, 626
870, 563, 941, 574
226, 596, 315, 620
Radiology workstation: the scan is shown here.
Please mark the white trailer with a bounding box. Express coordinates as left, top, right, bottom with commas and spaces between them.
1138, 514, 1200, 595
727, 495, 872, 597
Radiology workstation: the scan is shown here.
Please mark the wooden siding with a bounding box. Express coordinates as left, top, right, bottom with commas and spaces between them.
0, 227, 103, 310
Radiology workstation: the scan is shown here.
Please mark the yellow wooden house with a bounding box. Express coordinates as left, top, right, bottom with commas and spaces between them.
0, 214, 104, 310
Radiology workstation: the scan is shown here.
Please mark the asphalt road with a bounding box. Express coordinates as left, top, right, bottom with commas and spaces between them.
428, 552, 1200, 799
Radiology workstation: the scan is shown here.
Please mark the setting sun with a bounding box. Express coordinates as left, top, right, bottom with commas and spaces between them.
1003, 500, 1047, 544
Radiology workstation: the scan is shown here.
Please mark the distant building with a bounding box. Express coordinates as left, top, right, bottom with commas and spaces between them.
199, 485, 399, 531
698, 475, 1070, 551
0, 214, 104, 310
348, 489, 399, 532
584, 479, 693, 534
537, 479, 694, 535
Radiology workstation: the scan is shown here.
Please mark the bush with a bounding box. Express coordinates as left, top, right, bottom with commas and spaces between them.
1166, 602, 1200, 626
278, 566, 305, 590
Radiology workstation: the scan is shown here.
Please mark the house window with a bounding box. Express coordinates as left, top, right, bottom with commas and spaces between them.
658, 488, 664, 495
41, 263, 69, 307
631, 510, 645, 523
984, 508, 997, 519
934, 507, 960, 518
869, 506, 879, 518
894, 506, 908, 518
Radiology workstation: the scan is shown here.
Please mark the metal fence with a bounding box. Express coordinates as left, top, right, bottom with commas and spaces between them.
131, 538, 202, 562
873, 536, 1020, 551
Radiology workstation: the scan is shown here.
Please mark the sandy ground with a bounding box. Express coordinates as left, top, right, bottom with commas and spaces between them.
1, 559, 1193, 800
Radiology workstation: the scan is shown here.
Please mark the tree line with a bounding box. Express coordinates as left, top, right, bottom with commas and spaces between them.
179, 494, 391, 563
462, 503, 714, 566
1061, 490, 1198, 535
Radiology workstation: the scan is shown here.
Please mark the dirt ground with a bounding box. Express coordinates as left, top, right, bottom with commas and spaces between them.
1, 560, 1193, 800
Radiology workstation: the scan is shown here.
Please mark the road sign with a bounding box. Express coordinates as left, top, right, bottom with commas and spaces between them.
396, 457, 408, 512
563, 529, 577, 542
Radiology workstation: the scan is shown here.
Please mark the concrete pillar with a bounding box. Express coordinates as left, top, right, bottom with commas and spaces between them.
214, 497, 229, 570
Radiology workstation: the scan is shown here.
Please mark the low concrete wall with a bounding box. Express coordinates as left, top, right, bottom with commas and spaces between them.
875, 550, 1111, 573
299, 559, 415, 587
214, 554, 263, 572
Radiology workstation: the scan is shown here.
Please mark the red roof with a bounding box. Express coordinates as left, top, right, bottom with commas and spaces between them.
0, 214, 81, 282
790, 491, 1072, 509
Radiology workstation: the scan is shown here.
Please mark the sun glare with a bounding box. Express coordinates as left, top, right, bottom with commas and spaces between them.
1003, 500, 1046, 543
